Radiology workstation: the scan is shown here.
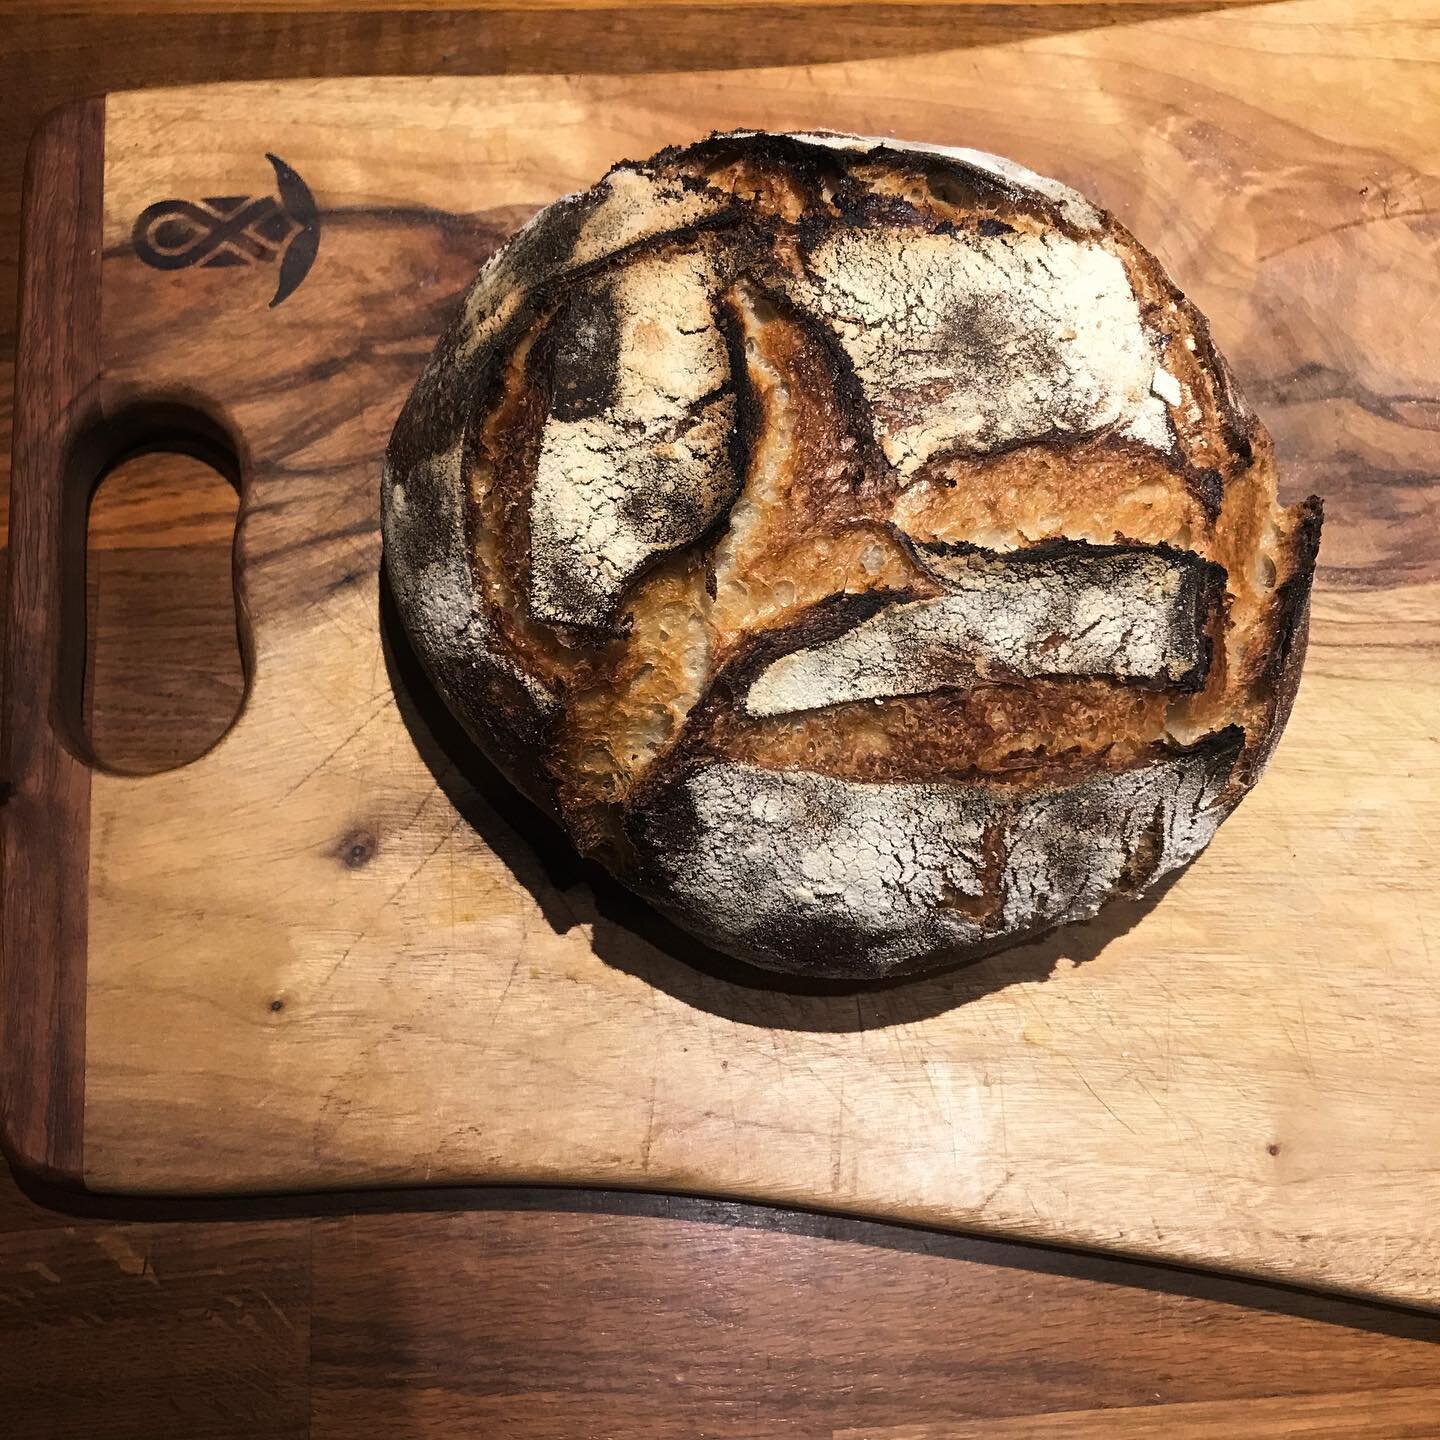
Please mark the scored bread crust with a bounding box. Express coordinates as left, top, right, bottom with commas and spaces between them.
382, 130, 1322, 979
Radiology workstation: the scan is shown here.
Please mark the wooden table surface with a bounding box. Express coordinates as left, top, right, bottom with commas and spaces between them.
4, 5, 1440, 1436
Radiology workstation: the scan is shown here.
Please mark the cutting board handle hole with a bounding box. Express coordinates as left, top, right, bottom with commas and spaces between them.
63, 404, 247, 776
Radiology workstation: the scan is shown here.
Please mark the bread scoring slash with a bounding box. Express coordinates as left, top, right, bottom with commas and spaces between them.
382, 130, 1322, 980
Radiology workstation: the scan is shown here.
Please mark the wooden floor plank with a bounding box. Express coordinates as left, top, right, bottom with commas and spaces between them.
0, 1158, 76, 1235
5, 1159, 1440, 1437
309, 1206, 1440, 1440
1, 1208, 310, 1440
840, 1386, 1440, 1438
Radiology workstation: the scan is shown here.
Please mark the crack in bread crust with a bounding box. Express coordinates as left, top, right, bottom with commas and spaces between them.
382, 129, 1322, 977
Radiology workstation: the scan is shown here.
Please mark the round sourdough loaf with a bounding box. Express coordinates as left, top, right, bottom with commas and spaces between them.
382, 130, 1322, 979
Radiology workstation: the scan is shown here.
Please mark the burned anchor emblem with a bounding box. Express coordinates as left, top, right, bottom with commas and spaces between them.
132, 153, 320, 308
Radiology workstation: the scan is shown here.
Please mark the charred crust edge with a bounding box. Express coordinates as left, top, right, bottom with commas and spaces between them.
653, 131, 852, 213
1251, 494, 1323, 775
757, 128, 1096, 243
899, 532, 1225, 573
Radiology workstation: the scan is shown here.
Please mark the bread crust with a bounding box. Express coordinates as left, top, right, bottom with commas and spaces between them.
382, 130, 1322, 978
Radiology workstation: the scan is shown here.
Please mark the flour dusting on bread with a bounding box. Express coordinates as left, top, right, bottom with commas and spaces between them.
638, 733, 1238, 976
788, 228, 1170, 475
381, 128, 1322, 979
743, 544, 1222, 718
528, 245, 739, 631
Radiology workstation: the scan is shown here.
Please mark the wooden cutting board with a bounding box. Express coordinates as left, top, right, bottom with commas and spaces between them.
5, 0, 1439, 1310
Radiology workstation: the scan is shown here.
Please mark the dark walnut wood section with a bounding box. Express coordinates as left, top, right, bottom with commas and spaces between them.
1, 96, 104, 1186
4, 1157, 1440, 1439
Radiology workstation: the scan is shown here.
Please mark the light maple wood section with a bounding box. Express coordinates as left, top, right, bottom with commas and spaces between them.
6, 0, 1437, 1309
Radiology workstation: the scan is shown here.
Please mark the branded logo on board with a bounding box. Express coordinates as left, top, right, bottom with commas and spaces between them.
131, 153, 320, 308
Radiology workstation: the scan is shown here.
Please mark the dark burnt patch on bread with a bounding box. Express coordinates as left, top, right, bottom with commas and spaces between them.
814, 181, 947, 237
905, 533, 1216, 572
1250, 493, 1323, 773
977, 216, 1016, 238
1185, 464, 1226, 522
664, 131, 853, 219
544, 282, 622, 422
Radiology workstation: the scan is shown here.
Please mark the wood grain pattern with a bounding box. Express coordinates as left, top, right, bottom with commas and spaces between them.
0, 0, 1254, 11
0, 5, 1240, 531
0, 1193, 310, 1438
0, 98, 103, 1185
4, 8, 1439, 1438
0, 5, 1218, 463
5, 0, 1440, 1315
839, 1389, 1440, 1438
7, 1154, 1440, 1439
307, 1204, 1440, 1438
